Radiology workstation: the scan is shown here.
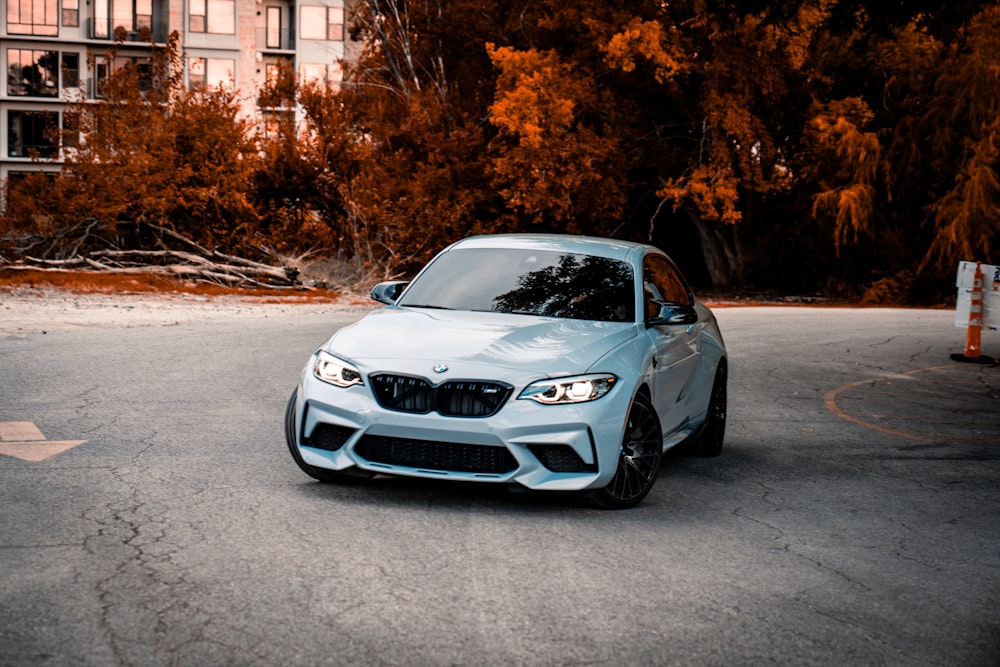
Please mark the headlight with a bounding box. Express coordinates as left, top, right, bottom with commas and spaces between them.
518, 374, 617, 405
312, 350, 363, 387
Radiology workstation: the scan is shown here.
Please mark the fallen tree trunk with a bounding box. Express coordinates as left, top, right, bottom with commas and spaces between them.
88, 249, 297, 284
13, 253, 303, 290
4, 220, 305, 290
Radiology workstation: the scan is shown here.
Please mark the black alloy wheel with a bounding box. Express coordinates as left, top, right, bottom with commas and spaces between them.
593, 393, 663, 509
284, 389, 373, 483
689, 361, 727, 457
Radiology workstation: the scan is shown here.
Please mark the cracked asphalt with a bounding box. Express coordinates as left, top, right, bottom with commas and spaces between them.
1, 305, 998, 666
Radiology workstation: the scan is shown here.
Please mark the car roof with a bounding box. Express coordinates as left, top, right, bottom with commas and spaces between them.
447, 233, 655, 262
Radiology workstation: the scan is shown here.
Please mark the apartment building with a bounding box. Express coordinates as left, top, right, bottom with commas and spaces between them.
2, 0, 357, 185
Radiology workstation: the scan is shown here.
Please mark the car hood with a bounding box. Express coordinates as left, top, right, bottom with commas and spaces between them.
325, 307, 637, 377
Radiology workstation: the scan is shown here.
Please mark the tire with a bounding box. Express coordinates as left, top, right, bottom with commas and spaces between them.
592, 393, 663, 509
284, 389, 373, 483
688, 361, 727, 457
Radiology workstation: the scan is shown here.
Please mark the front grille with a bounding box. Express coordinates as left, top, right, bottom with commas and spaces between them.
370, 374, 434, 413
369, 374, 512, 418
437, 381, 511, 417
529, 445, 596, 473
356, 435, 518, 474
304, 423, 356, 451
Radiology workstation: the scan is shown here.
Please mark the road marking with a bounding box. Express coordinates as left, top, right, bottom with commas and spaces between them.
0, 421, 86, 462
825, 365, 1000, 443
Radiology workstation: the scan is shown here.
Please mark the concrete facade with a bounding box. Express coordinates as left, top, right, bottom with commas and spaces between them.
1, 0, 354, 185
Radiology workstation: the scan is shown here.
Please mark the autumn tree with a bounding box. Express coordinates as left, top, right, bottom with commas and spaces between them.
252, 61, 342, 255
486, 43, 628, 235
594, 0, 999, 295
8, 0, 997, 300
809, 1, 1000, 298
286, 0, 506, 276
916, 5, 1000, 271
600, 2, 845, 287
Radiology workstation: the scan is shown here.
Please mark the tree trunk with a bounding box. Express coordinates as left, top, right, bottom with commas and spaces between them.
685, 207, 741, 288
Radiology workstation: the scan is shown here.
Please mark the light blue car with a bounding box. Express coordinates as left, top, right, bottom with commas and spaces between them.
285, 234, 727, 508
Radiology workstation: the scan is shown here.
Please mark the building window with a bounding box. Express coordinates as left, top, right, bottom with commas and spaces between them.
62, 0, 79, 27
93, 61, 111, 97
133, 0, 153, 37
62, 108, 81, 149
299, 63, 326, 85
8, 111, 60, 158
189, 0, 235, 34
7, 0, 59, 36
266, 63, 281, 87
266, 6, 281, 49
62, 53, 82, 89
300, 5, 343, 41
91, 56, 154, 98
7, 50, 59, 97
299, 62, 341, 88
6, 50, 81, 96
188, 58, 235, 89
92, 0, 153, 39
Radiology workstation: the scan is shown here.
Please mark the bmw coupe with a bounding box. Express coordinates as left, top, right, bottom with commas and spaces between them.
285, 234, 727, 508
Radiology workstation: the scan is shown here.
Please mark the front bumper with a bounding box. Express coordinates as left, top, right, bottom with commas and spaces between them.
291, 369, 632, 492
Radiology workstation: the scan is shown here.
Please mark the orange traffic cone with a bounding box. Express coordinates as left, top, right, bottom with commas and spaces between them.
952, 261, 994, 364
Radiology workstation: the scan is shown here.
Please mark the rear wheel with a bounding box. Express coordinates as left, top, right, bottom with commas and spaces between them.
592, 393, 662, 509
284, 389, 373, 483
689, 361, 727, 457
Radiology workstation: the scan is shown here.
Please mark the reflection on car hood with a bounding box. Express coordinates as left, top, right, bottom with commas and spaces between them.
326, 307, 637, 376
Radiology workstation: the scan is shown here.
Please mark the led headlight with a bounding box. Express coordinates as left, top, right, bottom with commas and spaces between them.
312, 350, 363, 387
518, 374, 617, 404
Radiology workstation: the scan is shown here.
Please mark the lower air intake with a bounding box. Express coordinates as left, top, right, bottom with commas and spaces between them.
304, 423, 356, 451
356, 435, 517, 474
528, 445, 596, 473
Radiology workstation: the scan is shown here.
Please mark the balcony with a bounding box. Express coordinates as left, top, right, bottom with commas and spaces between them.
88, 18, 167, 43
256, 27, 296, 52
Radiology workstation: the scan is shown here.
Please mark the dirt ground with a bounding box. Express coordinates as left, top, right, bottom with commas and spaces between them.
0, 270, 374, 335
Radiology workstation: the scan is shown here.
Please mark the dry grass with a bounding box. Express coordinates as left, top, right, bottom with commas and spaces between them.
0, 268, 346, 302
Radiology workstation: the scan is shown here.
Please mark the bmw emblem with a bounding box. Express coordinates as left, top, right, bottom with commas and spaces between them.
433, 363, 449, 374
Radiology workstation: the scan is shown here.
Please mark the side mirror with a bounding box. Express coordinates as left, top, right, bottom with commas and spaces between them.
370, 280, 408, 305
646, 301, 698, 327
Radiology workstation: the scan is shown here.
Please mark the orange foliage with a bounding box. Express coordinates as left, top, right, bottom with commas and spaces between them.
601, 18, 687, 84
806, 98, 883, 252
486, 44, 627, 233
3, 0, 999, 301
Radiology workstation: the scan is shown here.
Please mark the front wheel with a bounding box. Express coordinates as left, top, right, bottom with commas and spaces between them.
592, 393, 663, 509
284, 389, 373, 483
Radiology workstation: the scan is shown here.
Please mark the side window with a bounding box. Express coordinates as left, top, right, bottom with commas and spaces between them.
642, 254, 692, 317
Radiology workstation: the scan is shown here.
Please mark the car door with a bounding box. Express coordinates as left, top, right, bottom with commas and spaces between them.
642, 253, 703, 434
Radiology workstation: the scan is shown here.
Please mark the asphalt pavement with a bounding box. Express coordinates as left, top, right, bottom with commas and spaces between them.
1, 305, 998, 666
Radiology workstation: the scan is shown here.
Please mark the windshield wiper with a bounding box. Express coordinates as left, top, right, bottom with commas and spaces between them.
403, 304, 453, 310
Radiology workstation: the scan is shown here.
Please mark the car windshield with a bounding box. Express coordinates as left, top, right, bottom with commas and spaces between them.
398, 247, 636, 323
